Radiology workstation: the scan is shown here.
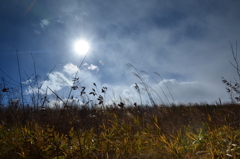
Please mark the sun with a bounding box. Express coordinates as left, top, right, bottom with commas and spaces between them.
74, 40, 89, 55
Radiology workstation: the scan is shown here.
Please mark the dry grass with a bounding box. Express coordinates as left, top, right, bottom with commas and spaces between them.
0, 103, 240, 159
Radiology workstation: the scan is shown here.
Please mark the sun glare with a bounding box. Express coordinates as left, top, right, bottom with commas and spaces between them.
74, 40, 89, 55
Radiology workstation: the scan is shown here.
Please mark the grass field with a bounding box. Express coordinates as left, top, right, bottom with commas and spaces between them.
0, 102, 239, 159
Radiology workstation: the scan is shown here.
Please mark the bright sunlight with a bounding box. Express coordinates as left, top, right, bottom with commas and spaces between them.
74, 40, 90, 55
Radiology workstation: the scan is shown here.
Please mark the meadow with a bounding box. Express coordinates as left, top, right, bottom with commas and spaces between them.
0, 43, 240, 158
0, 101, 240, 159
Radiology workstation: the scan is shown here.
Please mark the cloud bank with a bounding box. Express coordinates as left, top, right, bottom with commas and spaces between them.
25, 62, 227, 106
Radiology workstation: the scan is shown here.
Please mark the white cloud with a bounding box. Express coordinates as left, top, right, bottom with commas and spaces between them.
106, 78, 228, 106
41, 72, 71, 92
24, 63, 100, 97
40, 19, 50, 29
153, 79, 222, 104
63, 63, 79, 76
22, 79, 32, 85
88, 64, 99, 71
47, 98, 83, 108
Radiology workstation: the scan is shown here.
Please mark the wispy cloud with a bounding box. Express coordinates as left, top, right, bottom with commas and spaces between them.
40, 19, 50, 29
41, 72, 71, 92
34, 30, 41, 35
56, 16, 64, 23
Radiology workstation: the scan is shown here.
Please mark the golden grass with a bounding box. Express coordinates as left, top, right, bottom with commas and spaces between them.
0, 103, 240, 158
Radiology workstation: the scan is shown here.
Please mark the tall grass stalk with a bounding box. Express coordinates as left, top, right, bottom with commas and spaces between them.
141, 71, 168, 105
154, 72, 176, 104
16, 50, 25, 121
127, 63, 156, 106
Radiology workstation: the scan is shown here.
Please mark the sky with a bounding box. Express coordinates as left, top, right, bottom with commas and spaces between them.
1, 0, 240, 106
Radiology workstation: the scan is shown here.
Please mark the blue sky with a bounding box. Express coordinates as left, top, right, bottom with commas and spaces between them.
1, 0, 240, 105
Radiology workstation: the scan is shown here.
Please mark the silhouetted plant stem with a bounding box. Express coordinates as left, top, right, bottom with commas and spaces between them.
154, 72, 176, 104
141, 71, 168, 105
146, 84, 165, 105
222, 41, 240, 103
66, 51, 89, 106
134, 83, 143, 105
229, 41, 240, 78
16, 50, 25, 121
0, 69, 20, 85
31, 53, 39, 111
127, 63, 156, 106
